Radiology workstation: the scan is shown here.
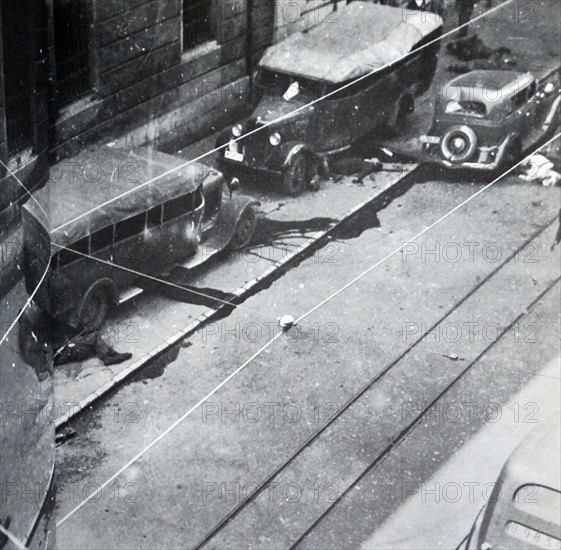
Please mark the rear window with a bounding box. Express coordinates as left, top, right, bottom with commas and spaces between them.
114, 213, 145, 243
162, 191, 202, 223
146, 205, 162, 229
90, 225, 114, 253
57, 236, 90, 268
445, 100, 487, 116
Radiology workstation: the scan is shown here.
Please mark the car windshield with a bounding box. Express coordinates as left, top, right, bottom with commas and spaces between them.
445, 100, 487, 116
256, 69, 321, 101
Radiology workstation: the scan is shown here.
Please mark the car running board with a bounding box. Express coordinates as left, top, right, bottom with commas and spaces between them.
179, 245, 221, 270
117, 286, 144, 305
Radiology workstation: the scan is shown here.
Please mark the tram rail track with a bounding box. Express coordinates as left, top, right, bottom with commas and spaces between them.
191, 215, 560, 550
289, 276, 561, 550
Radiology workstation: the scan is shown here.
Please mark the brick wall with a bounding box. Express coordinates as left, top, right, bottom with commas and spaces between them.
49, 0, 344, 161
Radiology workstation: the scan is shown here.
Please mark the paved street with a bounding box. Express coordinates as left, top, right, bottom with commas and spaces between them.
55, 168, 560, 548
53, 164, 414, 425
52, 1, 561, 549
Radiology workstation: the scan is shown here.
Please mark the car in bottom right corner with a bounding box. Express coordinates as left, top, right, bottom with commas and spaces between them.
421, 69, 561, 172
458, 415, 561, 550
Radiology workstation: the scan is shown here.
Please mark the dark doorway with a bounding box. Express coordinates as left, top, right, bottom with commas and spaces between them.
1, 0, 34, 156
53, 0, 92, 106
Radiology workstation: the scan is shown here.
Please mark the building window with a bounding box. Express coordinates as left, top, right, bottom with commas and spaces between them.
1, 0, 34, 155
183, 0, 214, 51
53, 0, 92, 106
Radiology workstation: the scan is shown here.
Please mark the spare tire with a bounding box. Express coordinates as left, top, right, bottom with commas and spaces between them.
441, 126, 478, 163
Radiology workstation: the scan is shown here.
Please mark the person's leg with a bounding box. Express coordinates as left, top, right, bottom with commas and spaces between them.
93, 332, 113, 358
53, 337, 96, 366
456, 0, 473, 37
94, 333, 132, 366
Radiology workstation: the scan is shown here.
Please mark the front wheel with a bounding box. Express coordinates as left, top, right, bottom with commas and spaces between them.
230, 206, 257, 250
283, 152, 310, 196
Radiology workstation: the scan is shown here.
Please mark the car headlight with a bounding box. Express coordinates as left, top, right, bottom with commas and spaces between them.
232, 124, 243, 138
269, 132, 282, 146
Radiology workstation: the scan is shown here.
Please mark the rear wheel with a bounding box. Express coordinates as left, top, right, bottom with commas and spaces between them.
78, 283, 111, 330
230, 206, 257, 250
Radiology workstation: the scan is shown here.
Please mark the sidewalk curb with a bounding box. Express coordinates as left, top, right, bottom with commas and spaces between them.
55, 168, 416, 429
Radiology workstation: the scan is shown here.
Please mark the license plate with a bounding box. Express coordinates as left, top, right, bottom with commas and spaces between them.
225, 150, 244, 162
421, 135, 440, 144
507, 522, 561, 550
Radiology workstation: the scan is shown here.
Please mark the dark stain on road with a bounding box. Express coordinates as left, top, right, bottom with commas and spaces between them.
143, 265, 236, 308
159, 280, 234, 309
249, 217, 338, 246
332, 176, 415, 240
128, 345, 182, 384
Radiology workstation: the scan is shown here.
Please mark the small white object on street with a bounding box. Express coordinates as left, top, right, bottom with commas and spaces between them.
279, 315, 295, 331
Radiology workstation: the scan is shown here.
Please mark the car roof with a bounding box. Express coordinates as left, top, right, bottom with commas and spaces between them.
441, 70, 535, 106
259, 1, 442, 84
27, 146, 222, 249
502, 414, 561, 491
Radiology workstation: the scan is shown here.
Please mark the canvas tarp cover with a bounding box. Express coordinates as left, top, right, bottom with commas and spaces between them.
27, 146, 222, 250
259, 1, 442, 84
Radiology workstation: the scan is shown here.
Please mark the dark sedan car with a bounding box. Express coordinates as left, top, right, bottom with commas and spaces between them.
217, 1, 442, 196
421, 69, 561, 171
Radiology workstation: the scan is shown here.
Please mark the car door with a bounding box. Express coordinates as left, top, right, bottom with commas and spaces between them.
519, 82, 541, 145
350, 71, 398, 141
316, 87, 353, 153
504, 87, 534, 148
533, 71, 561, 137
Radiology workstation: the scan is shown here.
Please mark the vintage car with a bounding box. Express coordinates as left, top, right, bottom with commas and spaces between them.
459, 416, 561, 550
421, 69, 561, 170
216, 1, 443, 196
376, 0, 444, 16
22, 146, 259, 329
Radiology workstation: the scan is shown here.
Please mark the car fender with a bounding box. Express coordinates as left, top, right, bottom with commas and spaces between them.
215, 129, 233, 154
281, 143, 316, 170
205, 195, 261, 252
491, 132, 516, 166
